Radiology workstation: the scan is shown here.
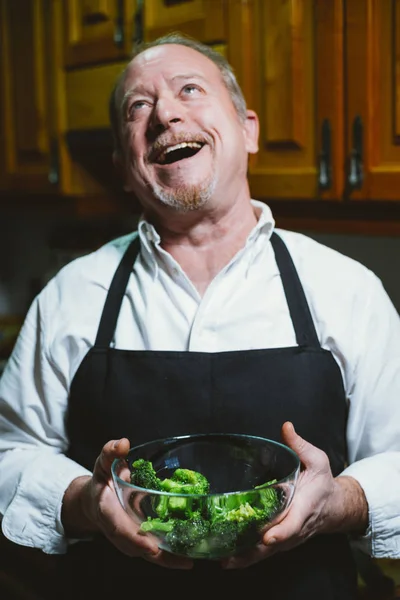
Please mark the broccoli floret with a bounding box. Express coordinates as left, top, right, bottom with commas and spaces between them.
153, 493, 200, 520
154, 468, 210, 520
130, 458, 281, 558
139, 517, 175, 535
204, 482, 280, 554
223, 501, 260, 522
165, 516, 210, 554
130, 458, 162, 490
159, 468, 210, 495
130, 462, 209, 520
256, 481, 279, 518
208, 520, 241, 554
140, 514, 210, 556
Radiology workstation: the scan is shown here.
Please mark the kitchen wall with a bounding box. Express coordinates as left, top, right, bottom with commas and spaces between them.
0, 205, 139, 316
1, 207, 399, 317
306, 230, 400, 312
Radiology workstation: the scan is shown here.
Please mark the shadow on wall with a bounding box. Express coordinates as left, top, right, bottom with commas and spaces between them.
0, 210, 399, 316
303, 231, 400, 315
0, 208, 139, 316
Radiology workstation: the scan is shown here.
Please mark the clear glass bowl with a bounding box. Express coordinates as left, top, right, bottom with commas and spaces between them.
111, 433, 300, 560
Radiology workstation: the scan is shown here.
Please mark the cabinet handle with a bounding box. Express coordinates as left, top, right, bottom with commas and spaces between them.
347, 115, 364, 191
114, 0, 124, 47
132, 0, 144, 44
48, 138, 59, 186
318, 118, 332, 190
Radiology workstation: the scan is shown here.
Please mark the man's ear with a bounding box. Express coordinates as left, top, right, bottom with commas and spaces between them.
243, 109, 259, 154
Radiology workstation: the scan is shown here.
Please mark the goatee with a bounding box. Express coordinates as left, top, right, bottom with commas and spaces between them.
150, 177, 216, 212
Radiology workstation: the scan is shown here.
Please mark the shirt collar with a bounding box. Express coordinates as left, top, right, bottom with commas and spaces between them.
138, 200, 274, 244
137, 199, 275, 273
138, 217, 161, 251
248, 199, 275, 242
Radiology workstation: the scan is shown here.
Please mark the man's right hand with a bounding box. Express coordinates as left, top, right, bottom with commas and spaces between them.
61, 438, 193, 569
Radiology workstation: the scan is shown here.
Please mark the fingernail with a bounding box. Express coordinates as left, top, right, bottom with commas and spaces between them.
113, 439, 121, 449
266, 536, 276, 546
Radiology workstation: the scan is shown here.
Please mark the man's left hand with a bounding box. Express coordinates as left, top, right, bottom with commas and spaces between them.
221, 421, 368, 569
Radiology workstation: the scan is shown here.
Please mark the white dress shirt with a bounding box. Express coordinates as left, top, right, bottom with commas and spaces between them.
0, 201, 399, 558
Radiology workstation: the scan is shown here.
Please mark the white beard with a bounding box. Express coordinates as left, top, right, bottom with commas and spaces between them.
149, 174, 217, 212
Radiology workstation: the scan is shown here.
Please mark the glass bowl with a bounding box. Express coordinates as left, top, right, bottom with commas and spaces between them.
111, 432, 300, 560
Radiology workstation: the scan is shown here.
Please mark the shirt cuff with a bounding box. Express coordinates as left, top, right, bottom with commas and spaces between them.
1, 451, 91, 554
341, 452, 400, 558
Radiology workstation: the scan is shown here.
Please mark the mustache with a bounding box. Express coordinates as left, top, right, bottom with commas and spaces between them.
146, 132, 211, 162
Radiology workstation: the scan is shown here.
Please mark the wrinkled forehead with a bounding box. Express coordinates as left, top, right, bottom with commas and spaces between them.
120, 43, 224, 95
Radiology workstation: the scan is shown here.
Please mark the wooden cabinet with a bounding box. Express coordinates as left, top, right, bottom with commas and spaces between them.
228, 0, 342, 202
345, 0, 400, 201
144, 0, 226, 44
2, 0, 400, 230
228, 0, 319, 200
64, 0, 139, 68
0, 0, 112, 199
229, 0, 400, 208
0, 0, 55, 192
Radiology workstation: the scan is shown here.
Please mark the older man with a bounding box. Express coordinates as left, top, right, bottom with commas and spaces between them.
1, 33, 400, 599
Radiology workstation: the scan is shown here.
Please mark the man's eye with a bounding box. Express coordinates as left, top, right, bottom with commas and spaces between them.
182, 84, 201, 95
128, 100, 147, 117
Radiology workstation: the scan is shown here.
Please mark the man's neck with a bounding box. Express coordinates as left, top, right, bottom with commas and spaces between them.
157, 202, 259, 296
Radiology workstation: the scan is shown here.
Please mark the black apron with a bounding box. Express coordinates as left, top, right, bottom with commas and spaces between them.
61, 232, 357, 599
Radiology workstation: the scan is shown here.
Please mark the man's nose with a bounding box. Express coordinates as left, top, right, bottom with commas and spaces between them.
149, 95, 184, 133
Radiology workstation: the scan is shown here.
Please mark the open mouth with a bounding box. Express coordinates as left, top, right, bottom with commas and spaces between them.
154, 141, 205, 165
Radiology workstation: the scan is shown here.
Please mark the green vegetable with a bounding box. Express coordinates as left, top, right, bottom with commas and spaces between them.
130, 459, 162, 490
160, 468, 210, 495
165, 516, 211, 554
129, 459, 279, 557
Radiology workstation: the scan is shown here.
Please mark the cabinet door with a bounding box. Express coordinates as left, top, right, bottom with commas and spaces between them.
346, 0, 400, 201
229, 0, 339, 200
144, 0, 226, 43
64, 0, 138, 68
0, 0, 57, 192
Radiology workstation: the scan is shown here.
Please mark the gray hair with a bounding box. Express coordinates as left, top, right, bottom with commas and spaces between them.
109, 32, 248, 154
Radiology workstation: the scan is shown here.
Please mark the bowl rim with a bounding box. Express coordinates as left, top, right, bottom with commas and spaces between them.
111, 432, 300, 496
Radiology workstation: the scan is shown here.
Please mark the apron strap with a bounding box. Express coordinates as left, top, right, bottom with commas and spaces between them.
94, 231, 320, 350
94, 235, 141, 348
270, 232, 321, 348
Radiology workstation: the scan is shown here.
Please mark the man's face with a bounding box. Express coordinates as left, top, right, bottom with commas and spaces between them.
116, 44, 258, 214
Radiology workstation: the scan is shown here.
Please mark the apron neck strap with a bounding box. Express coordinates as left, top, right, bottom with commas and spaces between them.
270, 232, 320, 348
94, 230, 320, 350
94, 235, 141, 348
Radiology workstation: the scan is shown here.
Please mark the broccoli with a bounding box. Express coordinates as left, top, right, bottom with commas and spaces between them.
165, 516, 210, 554
140, 517, 175, 535
207, 520, 241, 554
159, 468, 210, 495
257, 480, 280, 517
130, 458, 162, 490
205, 497, 276, 553
131, 463, 210, 520
131, 458, 280, 558
153, 493, 201, 520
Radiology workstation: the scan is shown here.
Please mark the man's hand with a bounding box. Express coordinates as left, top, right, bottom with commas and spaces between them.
61, 438, 193, 569
222, 421, 369, 569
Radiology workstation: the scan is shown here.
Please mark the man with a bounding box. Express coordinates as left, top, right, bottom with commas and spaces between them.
0, 33, 399, 598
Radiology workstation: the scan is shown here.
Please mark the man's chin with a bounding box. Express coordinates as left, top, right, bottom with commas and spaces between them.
151, 180, 215, 211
